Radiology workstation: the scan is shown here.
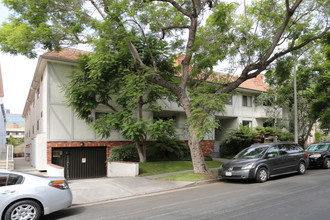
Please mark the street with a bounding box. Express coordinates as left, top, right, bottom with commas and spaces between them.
43, 168, 330, 220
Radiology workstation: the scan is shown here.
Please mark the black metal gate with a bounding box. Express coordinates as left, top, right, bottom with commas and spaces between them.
52, 147, 107, 179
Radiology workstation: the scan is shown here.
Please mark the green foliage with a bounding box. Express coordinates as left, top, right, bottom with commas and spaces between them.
226, 124, 257, 143
188, 85, 228, 140
107, 144, 139, 162
220, 126, 294, 157
6, 136, 24, 147
315, 131, 322, 143
147, 138, 190, 162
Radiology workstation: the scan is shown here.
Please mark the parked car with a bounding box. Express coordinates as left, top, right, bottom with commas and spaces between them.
306, 142, 330, 169
0, 170, 72, 220
218, 142, 309, 183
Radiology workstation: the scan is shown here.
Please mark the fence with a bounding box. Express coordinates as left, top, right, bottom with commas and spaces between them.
0, 144, 14, 170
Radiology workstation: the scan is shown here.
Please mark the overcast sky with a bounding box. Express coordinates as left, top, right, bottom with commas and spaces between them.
0, 3, 38, 115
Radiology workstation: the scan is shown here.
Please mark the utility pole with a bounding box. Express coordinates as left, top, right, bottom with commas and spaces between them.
294, 62, 298, 143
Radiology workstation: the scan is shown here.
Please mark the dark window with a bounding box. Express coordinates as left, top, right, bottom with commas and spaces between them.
243, 95, 252, 107
37, 120, 40, 131
242, 120, 252, 127
0, 173, 8, 187
278, 145, 288, 155
267, 146, 280, 157
7, 174, 23, 186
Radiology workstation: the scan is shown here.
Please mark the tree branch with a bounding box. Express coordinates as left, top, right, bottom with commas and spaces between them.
89, 0, 106, 19
160, 25, 190, 39
261, 0, 303, 63
146, 0, 193, 18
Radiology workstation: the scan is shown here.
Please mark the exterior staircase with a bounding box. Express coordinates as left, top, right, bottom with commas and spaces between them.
0, 160, 14, 170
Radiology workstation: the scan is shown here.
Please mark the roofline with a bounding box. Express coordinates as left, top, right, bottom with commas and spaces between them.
22, 55, 78, 118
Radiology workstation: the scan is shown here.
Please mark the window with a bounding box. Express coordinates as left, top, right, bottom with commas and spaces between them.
37, 120, 40, 131
242, 95, 252, 107
267, 146, 280, 157
226, 95, 233, 105
37, 88, 40, 99
7, 174, 23, 186
32, 125, 34, 134
41, 111, 43, 118
242, 120, 252, 128
0, 173, 7, 186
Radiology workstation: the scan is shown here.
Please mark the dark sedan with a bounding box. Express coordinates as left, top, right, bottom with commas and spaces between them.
306, 142, 330, 169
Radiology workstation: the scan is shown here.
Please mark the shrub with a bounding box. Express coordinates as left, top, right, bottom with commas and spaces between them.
147, 137, 191, 161
107, 144, 139, 162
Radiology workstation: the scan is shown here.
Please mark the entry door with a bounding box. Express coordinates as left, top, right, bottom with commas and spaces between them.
52, 147, 107, 179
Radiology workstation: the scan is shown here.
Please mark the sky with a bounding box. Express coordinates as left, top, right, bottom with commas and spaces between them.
0, 3, 38, 115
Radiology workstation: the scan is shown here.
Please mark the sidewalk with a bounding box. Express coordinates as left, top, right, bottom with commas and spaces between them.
13, 158, 226, 205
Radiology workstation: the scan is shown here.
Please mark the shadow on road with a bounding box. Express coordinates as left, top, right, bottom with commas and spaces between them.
41, 206, 86, 219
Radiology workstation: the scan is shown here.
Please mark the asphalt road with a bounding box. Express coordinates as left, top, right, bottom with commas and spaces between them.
43, 168, 330, 220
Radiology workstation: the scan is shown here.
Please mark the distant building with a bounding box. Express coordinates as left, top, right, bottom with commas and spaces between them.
6, 109, 25, 139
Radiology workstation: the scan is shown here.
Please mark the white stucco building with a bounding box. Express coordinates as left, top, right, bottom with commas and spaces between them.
23, 48, 276, 178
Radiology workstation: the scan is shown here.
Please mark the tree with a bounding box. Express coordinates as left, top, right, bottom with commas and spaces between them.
0, 0, 328, 173
260, 36, 329, 147
62, 35, 177, 162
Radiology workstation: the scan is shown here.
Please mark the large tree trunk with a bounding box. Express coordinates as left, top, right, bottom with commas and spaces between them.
189, 130, 209, 174
136, 143, 147, 163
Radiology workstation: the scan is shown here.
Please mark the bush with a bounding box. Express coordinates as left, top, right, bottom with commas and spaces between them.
147, 137, 191, 161
107, 144, 139, 162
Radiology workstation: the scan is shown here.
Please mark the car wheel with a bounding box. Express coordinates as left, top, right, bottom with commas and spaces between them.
323, 158, 330, 169
297, 162, 306, 175
256, 168, 268, 183
4, 200, 42, 220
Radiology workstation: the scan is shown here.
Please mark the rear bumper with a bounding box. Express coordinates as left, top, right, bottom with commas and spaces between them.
44, 189, 72, 215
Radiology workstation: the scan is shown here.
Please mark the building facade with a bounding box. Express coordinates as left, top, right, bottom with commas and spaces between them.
0, 65, 6, 158
23, 49, 275, 178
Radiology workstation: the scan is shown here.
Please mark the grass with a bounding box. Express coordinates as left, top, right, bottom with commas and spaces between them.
138, 160, 222, 177
158, 170, 219, 182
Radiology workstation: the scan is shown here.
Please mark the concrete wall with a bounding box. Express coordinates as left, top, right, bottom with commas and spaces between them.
107, 161, 139, 177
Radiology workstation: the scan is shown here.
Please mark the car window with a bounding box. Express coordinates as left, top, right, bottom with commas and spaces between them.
7, 174, 23, 186
0, 173, 8, 187
278, 145, 287, 155
306, 143, 330, 151
267, 146, 280, 157
0, 173, 23, 187
234, 146, 269, 159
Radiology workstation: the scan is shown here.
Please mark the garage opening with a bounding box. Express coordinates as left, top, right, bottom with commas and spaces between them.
52, 147, 107, 179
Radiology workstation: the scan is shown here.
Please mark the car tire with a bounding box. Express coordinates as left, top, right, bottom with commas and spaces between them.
256, 168, 268, 183
4, 200, 42, 220
297, 162, 306, 175
323, 158, 330, 169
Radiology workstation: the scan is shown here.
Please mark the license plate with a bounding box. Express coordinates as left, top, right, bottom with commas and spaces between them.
225, 172, 232, 176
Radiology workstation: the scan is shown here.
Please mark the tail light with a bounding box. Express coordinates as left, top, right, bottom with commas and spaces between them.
49, 180, 69, 190
304, 152, 309, 157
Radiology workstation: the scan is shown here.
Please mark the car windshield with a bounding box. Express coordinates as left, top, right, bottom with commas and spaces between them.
234, 146, 269, 159
306, 143, 329, 151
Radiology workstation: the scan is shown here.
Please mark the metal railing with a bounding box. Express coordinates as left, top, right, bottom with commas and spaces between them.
0, 144, 14, 170
6, 144, 14, 170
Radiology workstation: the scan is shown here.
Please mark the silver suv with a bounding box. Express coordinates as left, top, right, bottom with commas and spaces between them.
219, 142, 309, 183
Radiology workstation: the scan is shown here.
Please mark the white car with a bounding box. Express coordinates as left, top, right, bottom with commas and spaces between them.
0, 169, 72, 220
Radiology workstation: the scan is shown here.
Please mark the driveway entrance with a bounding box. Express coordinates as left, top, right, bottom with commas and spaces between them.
52, 147, 107, 179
